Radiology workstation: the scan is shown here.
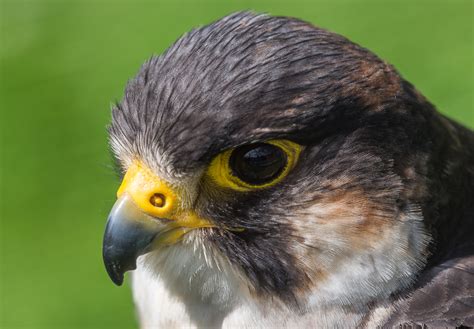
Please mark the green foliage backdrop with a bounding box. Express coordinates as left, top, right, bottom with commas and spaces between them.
1, 0, 472, 328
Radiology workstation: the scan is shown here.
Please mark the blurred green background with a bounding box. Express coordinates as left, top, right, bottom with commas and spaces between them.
0, 0, 472, 328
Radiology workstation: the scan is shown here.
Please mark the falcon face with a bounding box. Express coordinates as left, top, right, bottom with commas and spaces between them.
103, 12, 474, 328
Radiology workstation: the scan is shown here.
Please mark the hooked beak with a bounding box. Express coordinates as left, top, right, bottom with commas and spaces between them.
103, 195, 169, 285
102, 162, 213, 286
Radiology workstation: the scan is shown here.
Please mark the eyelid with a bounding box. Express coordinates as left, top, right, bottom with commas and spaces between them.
206, 139, 302, 191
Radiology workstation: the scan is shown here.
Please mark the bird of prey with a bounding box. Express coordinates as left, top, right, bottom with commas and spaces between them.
102, 12, 474, 328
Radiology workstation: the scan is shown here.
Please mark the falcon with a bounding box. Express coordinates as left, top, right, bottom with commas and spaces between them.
102, 12, 474, 328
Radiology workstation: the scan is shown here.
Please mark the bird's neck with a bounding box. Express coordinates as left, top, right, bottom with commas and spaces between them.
131, 261, 391, 328
132, 235, 413, 328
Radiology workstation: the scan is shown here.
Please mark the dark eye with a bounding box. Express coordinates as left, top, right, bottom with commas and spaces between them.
229, 143, 287, 185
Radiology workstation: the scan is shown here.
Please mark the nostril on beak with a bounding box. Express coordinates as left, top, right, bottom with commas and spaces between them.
149, 193, 166, 208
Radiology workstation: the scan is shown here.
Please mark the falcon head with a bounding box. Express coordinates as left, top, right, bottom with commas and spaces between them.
103, 12, 442, 314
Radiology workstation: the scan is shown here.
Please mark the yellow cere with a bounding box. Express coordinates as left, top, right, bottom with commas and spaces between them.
117, 161, 214, 229
207, 139, 302, 191
117, 161, 178, 218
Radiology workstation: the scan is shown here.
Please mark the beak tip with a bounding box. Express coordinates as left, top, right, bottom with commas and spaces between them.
111, 274, 124, 286
103, 245, 138, 286
104, 261, 126, 286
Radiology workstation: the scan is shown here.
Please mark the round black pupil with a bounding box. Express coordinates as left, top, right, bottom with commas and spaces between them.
230, 143, 287, 185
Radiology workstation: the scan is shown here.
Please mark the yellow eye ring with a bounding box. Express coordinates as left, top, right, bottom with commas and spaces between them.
206, 140, 302, 191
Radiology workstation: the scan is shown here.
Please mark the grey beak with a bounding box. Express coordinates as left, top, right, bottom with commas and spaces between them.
102, 195, 163, 286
